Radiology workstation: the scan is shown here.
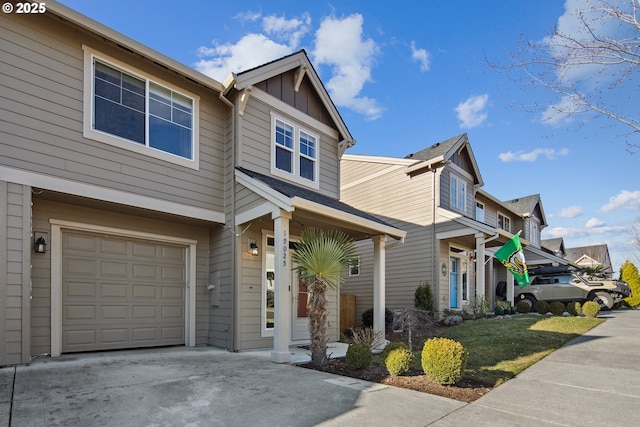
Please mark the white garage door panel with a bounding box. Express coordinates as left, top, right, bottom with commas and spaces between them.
62, 231, 186, 353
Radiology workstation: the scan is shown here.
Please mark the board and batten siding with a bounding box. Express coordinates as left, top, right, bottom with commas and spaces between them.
238, 91, 341, 199
0, 182, 31, 365
1, 13, 226, 215
29, 199, 212, 357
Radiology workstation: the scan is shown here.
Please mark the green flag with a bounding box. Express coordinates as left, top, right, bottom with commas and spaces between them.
495, 234, 530, 288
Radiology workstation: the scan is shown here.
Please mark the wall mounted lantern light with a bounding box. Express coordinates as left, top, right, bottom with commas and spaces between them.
249, 240, 259, 256
34, 235, 47, 253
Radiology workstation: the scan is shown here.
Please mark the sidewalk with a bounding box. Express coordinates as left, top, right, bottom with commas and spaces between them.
1, 309, 638, 426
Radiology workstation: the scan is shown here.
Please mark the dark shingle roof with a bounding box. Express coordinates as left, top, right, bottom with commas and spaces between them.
237, 167, 398, 229
503, 194, 541, 215
404, 134, 466, 161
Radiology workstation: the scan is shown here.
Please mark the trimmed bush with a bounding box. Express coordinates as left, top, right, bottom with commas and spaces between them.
381, 341, 409, 361
549, 301, 566, 316
535, 300, 550, 315
362, 308, 394, 328
421, 338, 468, 385
385, 348, 414, 376
516, 300, 531, 314
582, 301, 601, 318
414, 281, 434, 312
346, 342, 372, 369
566, 301, 581, 316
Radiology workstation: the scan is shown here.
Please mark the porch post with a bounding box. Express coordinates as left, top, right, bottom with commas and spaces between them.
372, 234, 387, 350
271, 209, 292, 363
475, 233, 486, 300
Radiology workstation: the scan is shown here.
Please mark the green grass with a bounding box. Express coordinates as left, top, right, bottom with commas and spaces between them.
412, 315, 604, 387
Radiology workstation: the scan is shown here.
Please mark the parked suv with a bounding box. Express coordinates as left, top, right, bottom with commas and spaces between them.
515, 265, 631, 311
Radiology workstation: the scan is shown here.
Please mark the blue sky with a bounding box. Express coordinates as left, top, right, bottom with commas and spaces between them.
58, 0, 639, 273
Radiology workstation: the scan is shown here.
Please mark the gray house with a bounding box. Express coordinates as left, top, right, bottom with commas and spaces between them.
0, 1, 404, 366
340, 134, 567, 318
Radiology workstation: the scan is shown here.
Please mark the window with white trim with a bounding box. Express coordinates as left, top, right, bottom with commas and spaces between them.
349, 257, 360, 276
272, 115, 318, 188
450, 174, 467, 212
498, 212, 511, 232
476, 201, 485, 223
83, 47, 199, 168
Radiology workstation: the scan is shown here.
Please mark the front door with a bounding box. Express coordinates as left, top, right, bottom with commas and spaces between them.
291, 270, 310, 341
450, 257, 459, 308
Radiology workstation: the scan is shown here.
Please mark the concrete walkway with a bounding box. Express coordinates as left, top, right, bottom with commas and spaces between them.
1, 309, 638, 426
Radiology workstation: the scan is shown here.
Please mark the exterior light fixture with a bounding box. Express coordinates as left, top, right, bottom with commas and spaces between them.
34, 236, 47, 253
249, 241, 259, 256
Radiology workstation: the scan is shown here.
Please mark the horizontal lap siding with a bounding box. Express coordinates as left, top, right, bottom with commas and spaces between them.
30, 199, 212, 357
1, 14, 225, 214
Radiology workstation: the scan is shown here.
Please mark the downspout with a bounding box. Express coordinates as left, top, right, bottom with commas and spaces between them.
218, 88, 238, 351
431, 166, 437, 308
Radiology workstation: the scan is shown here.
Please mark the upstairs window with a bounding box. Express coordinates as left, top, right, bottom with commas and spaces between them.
84, 47, 199, 169
476, 201, 485, 223
272, 114, 318, 188
498, 212, 511, 232
450, 174, 467, 212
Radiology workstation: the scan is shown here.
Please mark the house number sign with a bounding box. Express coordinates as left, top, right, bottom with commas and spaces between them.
282, 230, 288, 267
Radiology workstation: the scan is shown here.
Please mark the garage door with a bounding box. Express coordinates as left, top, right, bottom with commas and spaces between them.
61, 230, 186, 353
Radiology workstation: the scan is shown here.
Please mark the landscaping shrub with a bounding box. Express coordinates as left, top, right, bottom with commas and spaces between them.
535, 300, 550, 315
549, 301, 566, 316
345, 342, 372, 369
361, 308, 394, 328
421, 337, 468, 386
566, 301, 581, 316
414, 281, 434, 312
385, 348, 414, 376
381, 341, 409, 361
582, 301, 601, 318
516, 300, 530, 314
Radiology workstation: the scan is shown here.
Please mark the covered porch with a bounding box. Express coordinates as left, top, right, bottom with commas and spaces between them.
235, 168, 406, 363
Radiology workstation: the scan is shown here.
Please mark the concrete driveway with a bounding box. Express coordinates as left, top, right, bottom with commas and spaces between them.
2, 309, 639, 426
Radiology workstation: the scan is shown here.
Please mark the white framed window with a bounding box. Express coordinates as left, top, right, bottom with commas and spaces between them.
271, 113, 319, 189
530, 221, 540, 245
498, 212, 511, 232
476, 201, 485, 223
450, 174, 467, 212
83, 46, 200, 169
349, 257, 360, 276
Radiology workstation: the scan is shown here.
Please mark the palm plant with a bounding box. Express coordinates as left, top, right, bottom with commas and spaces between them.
292, 228, 358, 367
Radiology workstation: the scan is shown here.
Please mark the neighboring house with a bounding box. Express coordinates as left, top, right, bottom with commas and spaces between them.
565, 244, 614, 277
341, 134, 567, 319
0, 2, 404, 366
542, 238, 567, 259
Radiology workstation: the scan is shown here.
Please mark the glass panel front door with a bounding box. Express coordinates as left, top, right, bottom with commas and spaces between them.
450, 257, 459, 308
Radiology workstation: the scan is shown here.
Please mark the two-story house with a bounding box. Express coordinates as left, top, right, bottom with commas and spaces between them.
0, 1, 404, 366
341, 134, 566, 318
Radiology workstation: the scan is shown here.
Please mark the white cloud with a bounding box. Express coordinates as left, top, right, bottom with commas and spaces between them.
498, 148, 569, 162
454, 94, 489, 128
540, 95, 582, 126
543, 224, 625, 239
554, 205, 583, 218
600, 190, 640, 212
195, 34, 292, 82
410, 41, 430, 72
312, 14, 382, 120
585, 217, 604, 228
263, 13, 311, 48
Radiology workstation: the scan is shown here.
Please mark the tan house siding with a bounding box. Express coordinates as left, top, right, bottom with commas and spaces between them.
0, 182, 31, 365
238, 90, 340, 198
29, 198, 212, 356
1, 12, 226, 214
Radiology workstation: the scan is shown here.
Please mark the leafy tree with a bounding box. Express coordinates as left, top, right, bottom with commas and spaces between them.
292, 228, 358, 367
620, 260, 640, 307
490, 0, 640, 152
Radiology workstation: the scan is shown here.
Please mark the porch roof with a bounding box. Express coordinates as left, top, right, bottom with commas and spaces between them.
236, 167, 405, 240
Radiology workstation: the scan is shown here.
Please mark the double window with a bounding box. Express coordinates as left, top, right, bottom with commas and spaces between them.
84, 47, 199, 168
498, 212, 511, 232
272, 115, 318, 188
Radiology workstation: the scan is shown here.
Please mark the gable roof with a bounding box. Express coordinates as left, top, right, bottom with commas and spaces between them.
502, 194, 548, 227
404, 134, 484, 186
236, 168, 405, 240
565, 244, 611, 266
542, 238, 566, 255
225, 50, 354, 149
